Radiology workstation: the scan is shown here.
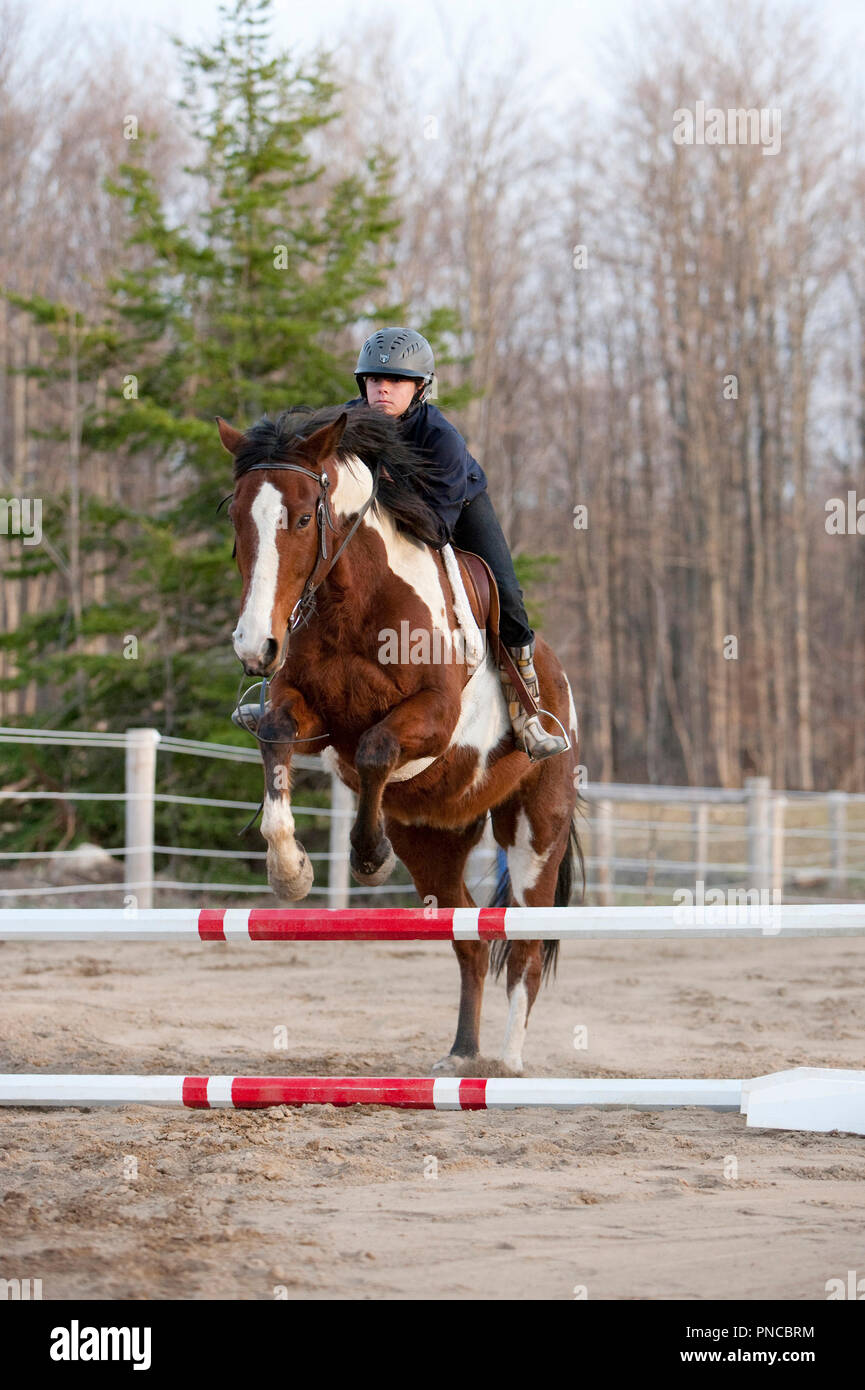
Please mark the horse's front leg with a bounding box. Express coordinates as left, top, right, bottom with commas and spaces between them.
350, 688, 458, 886
258, 690, 327, 902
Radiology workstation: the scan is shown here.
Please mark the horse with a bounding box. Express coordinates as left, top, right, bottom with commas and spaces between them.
217, 404, 582, 1075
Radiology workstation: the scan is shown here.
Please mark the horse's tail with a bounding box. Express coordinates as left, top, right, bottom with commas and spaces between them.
489, 807, 584, 985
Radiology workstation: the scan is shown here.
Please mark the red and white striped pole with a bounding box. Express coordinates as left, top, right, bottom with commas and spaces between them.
0, 1074, 744, 1110
0, 904, 863, 940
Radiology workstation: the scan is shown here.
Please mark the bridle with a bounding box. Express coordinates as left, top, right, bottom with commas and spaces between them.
239, 457, 380, 666
229, 455, 380, 753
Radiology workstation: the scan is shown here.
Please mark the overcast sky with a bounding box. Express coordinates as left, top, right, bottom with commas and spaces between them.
28, 0, 865, 115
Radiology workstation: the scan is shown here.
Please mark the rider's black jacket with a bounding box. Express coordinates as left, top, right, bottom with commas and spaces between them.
342, 397, 488, 543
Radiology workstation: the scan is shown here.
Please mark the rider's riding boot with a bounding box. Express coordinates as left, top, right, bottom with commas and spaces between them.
500, 639, 570, 761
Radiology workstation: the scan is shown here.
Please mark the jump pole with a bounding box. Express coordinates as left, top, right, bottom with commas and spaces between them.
1, 904, 863, 941
0, 1074, 743, 1110
4, 1069, 863, 1131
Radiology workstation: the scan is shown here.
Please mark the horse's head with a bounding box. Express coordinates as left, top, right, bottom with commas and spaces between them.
218, 412, 348, 676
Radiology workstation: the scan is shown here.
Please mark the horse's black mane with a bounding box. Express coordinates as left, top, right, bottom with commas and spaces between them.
233, 405, 446, 549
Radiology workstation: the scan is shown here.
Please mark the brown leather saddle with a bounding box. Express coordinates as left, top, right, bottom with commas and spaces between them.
452, 547, 537, 718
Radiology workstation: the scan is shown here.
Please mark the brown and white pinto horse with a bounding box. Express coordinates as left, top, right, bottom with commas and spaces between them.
218, 405, 582, 1075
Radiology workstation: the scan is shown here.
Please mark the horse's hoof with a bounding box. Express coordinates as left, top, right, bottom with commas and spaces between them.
349, 840, 396, 886
499, 1057, 524, 1076
430, 1052, 477, 1077
267, 845, 313, 901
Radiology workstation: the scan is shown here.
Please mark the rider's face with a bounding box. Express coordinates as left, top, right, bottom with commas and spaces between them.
364, 375, 419, 416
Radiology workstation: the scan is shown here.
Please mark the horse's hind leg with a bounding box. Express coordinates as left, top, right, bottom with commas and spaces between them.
492, 831, 566, 1071
491, 763, 576, 1073
387, 817, 489, 1074
499, 942, 545, 1074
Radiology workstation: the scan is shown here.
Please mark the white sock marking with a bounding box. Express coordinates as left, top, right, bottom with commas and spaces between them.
262, 795, 306, 879
501, 976, 529, 1072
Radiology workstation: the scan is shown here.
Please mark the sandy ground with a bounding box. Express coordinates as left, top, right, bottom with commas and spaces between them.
1, 930, 863, 1301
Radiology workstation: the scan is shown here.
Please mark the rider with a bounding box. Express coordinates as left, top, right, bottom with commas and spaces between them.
346, 327, 568, 761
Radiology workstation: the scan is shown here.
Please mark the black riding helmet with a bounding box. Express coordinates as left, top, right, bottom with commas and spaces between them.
354, 327, 435, 415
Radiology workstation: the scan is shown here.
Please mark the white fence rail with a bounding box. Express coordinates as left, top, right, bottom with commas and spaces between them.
1, 729, 864, 907
0, 726, 356, 908
581, 776, 864, 904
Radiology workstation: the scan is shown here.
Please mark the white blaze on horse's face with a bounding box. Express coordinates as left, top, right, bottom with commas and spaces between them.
232, 480, 285, 669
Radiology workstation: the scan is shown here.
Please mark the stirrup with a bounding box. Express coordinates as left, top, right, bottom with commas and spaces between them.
231, 681, 271, 733
231, 701, 266, 731
518, 711, 571, 761
500, 641, 571, 761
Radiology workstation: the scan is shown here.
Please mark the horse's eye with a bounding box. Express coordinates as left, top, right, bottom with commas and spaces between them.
297, 514, 312, 529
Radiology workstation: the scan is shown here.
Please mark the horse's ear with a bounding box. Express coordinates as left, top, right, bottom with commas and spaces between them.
302, 412, 348, 465
216, 416, 245, 456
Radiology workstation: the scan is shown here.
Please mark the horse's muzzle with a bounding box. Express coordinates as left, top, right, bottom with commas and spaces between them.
236, 635, 279, 676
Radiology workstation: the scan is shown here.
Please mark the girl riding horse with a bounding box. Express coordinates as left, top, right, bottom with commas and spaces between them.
344, 327, 569, 762
236, 327, 568, 761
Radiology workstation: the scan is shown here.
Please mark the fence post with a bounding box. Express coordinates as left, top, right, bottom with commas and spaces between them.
771, 794, 786, 899
827, 791, 848, 895
125, 728, 159, 909
596, 798, 614, 906
746, 776, 771, 894
328, 771, 354, 909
